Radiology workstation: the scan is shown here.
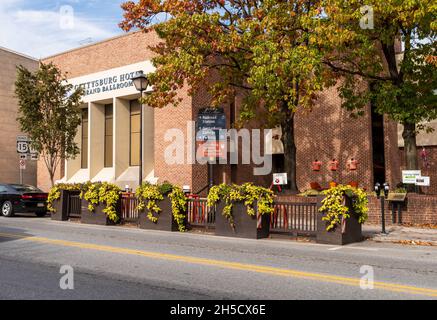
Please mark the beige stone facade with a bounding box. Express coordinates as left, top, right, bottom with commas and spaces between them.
0, 47, 38, 186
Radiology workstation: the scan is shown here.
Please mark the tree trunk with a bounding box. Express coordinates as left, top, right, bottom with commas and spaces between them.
281, 114, 298, 192
402, 122, 418, 170
402, 122, 419, 192
49, 170, 55, 188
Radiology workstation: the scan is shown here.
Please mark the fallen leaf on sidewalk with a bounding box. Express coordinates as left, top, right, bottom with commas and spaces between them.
392, 240, 436, 246
401, 223, 437, 229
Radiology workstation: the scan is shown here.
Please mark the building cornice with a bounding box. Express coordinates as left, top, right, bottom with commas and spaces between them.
0, 46, 38, 61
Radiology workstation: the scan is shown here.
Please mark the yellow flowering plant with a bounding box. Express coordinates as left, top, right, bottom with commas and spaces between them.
319, 185, 369, 231
207, 183, 274, 229
136, 182, 187, 232
81, 182, 122, 223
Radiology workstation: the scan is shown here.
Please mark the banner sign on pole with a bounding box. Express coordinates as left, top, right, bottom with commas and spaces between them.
196, 108, 226, 159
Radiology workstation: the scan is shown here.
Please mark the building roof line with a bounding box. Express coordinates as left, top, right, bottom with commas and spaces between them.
0, 46, 38, 61
43, 30, 143, 60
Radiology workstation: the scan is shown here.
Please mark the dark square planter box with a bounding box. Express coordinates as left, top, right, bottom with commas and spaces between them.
215, 202, 270, 239
51, 190, 69, 221
80, 199, 119, 226
138, 197, 182, 232
51, 190, 80, 221
316, 197, 363, 245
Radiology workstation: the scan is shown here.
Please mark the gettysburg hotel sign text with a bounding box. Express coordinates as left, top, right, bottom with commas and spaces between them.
68, 61, 155, 102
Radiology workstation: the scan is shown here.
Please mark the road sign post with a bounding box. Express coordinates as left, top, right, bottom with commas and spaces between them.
19, 159, 26, 184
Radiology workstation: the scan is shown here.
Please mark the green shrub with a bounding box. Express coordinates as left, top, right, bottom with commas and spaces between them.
136, 182, 187, 232
319, 185, 369, 231
81, 182, 122, 223
47, 182, 85, 213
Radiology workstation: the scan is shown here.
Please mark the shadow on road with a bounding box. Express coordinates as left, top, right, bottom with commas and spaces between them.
0, 226, 35, 244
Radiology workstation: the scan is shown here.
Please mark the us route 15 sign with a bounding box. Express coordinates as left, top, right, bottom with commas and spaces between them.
196, 108, 226, 159
17, 136, 29, 154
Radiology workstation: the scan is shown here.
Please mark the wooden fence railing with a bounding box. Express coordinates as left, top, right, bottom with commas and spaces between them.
270, 201, 318, 236
120, 193, 139, 222
118, 194, 319, 236
67, 193, 81, 218
187, 198, 215, 229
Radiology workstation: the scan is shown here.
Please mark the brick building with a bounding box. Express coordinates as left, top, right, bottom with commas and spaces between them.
37, 31, 437, 195
0, 47, 38, 186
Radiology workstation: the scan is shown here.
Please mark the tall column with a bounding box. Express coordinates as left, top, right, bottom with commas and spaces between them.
89, 102, 105, 180
142, 104, 155, 180
114, 98, 130, 180
65, 103, 87, 181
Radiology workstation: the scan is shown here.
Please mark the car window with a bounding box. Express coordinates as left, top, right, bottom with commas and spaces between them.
0, 185, 7, 192
9, 185, 41, 192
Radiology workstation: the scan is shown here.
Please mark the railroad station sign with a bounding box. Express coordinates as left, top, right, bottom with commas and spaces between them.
196, 108, 226, 159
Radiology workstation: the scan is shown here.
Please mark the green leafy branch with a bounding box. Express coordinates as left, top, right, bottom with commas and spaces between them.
319, 185, 369, 231
207, 183, 274, 229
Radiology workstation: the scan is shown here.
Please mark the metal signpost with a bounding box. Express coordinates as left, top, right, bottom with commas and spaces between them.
16, 135, 39, 184
196, 108, 226, 192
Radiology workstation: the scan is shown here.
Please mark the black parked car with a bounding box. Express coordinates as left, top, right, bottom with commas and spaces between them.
0, 184, 48, 217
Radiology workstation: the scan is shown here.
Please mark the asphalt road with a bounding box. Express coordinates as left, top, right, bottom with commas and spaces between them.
1, 214, 437, 300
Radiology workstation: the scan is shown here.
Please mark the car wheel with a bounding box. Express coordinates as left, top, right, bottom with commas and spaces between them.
1, 201, 14, 217
35, 211, 47, 218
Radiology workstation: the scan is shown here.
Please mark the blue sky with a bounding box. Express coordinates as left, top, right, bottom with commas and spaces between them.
0, 0, 129, 59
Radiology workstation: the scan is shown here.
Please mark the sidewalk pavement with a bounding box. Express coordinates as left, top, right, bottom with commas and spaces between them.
363, 224, 437, 246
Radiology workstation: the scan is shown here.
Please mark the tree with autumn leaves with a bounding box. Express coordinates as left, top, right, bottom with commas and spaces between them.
317, 0, 436, 173
120, 0, 436, 190
120, 0, 326, 191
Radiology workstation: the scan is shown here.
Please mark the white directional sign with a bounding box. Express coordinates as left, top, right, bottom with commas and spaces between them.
402, 170, 421, 184
416, 176, 430, 187
273, 173, 288, 186
16, 135, 39, 160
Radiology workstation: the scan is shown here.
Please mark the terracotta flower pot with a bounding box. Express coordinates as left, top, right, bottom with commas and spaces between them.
329, 181, 338, 188
349, 181, 359, 188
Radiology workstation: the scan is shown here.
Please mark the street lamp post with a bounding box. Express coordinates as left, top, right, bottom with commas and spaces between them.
132, 71, 149, 189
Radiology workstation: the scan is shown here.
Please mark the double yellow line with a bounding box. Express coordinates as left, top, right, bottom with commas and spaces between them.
1, 231, 437, 298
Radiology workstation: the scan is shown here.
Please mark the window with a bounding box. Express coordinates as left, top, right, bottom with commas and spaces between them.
130, 100, 141, 166
104, 104, 113, 167
10, 185, 41, 192
81, 108, 89, 169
